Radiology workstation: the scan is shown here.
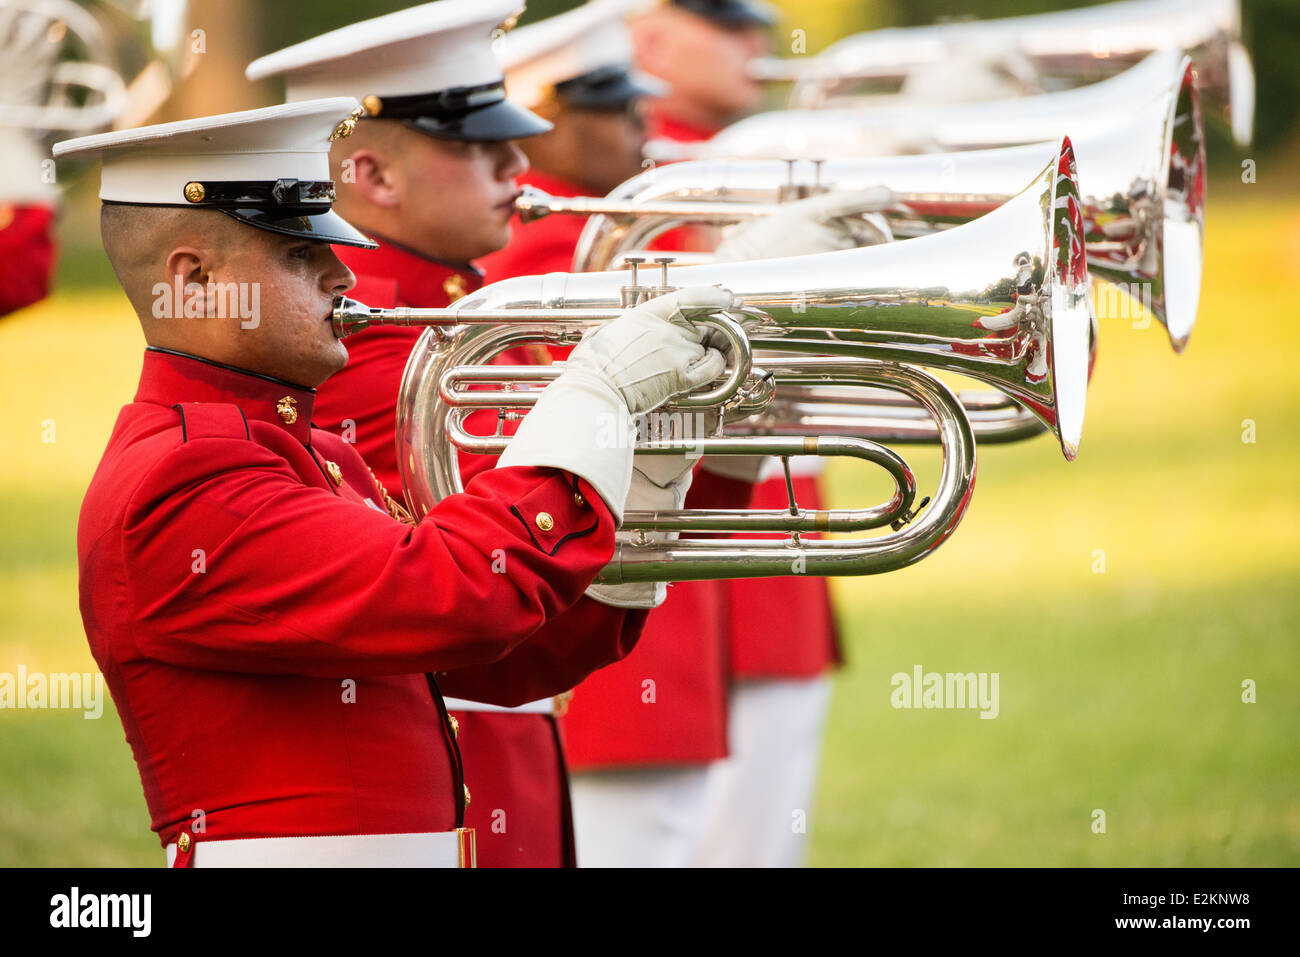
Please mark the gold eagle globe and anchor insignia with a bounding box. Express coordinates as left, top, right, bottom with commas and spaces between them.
330, 105, 366, 142
442, 274, 468, 302
276, 396, 298, 424
493, 6, 524, 37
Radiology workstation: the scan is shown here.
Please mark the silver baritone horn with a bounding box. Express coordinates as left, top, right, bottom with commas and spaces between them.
579, 75, 1201, 349
330, 141, 1095, 584
751, 0, 1253, 146
649, 51, 1203, 352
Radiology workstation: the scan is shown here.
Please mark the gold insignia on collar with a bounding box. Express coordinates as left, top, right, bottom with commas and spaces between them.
496, 7, 524, 33
325, 460, 343, 486
443, 274, 468, 302
329, 105, 366, 142
276, 396, 298, 424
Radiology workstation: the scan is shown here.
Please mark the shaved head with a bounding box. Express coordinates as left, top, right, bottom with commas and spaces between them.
98, 203, 357, 387
101, 205, 245, 322
329, 117, 527, 263
327, 118, 414, 194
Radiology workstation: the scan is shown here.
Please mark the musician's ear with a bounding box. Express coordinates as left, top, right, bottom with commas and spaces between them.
336, 148, 400, 208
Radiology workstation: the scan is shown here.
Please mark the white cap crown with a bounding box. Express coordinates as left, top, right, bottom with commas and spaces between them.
246, 0, 523, 102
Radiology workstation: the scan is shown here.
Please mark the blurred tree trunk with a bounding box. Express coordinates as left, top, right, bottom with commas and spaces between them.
163, 0, 262, 121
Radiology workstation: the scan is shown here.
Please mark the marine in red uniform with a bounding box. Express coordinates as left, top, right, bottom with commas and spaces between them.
479, 1, 665, 281
59, 96, 731, 867
244, 0, 680, 867
0, 134, 58, 319
632, 0, 774, 155
478, 0, 761, 868
0, 202, 56, 318
634, 0, 843, 866
1, 4, 65, 319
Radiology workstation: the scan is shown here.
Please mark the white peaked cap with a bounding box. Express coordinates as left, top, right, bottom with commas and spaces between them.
245, 1, 551, 143
51, 98, 375, 248
498, 0, 668, 108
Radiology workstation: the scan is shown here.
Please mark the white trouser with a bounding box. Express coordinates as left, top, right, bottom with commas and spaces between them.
569, 766, 712, 867
693, 675, 833, 867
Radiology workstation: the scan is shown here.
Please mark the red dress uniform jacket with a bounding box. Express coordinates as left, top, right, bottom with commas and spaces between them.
78, 348, 637, 852
314, 237, 645, 866
481, 169, 749, 768
0, 204, 56, 318
647, 108, 840, 679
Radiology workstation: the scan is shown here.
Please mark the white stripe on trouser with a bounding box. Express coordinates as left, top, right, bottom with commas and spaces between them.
692, 675, 833, 867
569, 766, 712, 867
164, 830, 472, 867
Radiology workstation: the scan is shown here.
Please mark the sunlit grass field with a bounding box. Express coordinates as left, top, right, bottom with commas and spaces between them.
1, 191, 1297, 866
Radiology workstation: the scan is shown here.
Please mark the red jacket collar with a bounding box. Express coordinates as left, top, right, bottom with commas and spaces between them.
135, 348, 317, 445
646, 105, 720, 144
336, 236, 484, 308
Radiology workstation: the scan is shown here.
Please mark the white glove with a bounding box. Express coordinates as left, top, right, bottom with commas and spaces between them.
585, 452, 700, 609
714, 188, 895, 262
567, 285, 734, 415
0, 5, 60, 105
498, 286, 732, 522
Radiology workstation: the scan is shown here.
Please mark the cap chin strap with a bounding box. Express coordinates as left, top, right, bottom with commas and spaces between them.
177, 178, 336, 217
359, 80, 507, 123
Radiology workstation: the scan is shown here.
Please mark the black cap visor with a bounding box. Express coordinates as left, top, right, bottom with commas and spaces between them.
676, 0, 777, 28
556, 67, 668, 109
403, 97, 552, 142
218, 207, 377, 249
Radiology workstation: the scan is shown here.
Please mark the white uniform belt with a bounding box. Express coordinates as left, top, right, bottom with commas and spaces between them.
441, 696, 555, 715
165, 830, 475, 868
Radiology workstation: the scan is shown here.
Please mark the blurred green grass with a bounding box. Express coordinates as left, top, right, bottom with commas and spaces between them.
814, 189, 1300, 866
1, 189, 1297, 866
